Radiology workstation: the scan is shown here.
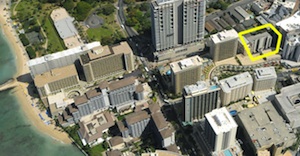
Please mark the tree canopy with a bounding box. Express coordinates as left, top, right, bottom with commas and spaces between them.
74, 1, 92, 21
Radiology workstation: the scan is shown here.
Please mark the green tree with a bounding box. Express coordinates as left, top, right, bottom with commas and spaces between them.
140, 3, 149, 12
102, 4, 115, 15
19, 34, 30, 46
124, 0, 135, 5
62, 0, 75, 11
101, 36, 114, 45
26, 46, 36, 59
75, 1, 92, 21
125, 17, 138, 27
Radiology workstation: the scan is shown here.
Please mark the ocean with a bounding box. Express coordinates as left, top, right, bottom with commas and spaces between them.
0, 27, 83, 156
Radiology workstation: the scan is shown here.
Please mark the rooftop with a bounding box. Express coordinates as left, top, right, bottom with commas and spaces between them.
170, 56, 203, 73
184, 81, 220, 96
152, 112, 168, 130
219, 72, 253, 93
254, 67, 277, 80
109, 136, 124, 147
234, 6, 251, 19
78, 111, 114, 143
28, 42, 101, 67
274, 83, 300, 128
50, 8, 78, 39
246, 32, 272, 41
210, 29, 238, 44
237, 102, 296, 150
205, 107, 238, 135
285, 31, 300, 46
125, 111, 150, 125
34, 64, 78, 88
276, 11, 300, 32
74, 94, 88, 106
108, 77, 135, 91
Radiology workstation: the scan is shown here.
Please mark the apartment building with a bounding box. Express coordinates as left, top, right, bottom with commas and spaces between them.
253, 67, 277, 91
219, 72, 253, 105
170, 56, 203, 94
209, 29, 239, 62
204, 107, 238, 152
183, 81, 220, 122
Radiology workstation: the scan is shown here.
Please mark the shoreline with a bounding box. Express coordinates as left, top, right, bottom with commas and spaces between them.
0, 1, 72, 144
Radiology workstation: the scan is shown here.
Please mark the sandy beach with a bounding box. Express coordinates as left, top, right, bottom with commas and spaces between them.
0, 0, 72, 144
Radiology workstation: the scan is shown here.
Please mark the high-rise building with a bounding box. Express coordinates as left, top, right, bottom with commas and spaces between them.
282, 31, 300, 62
80, 42, 135, 83
210, 29, 239, 62
34, 64, 79, 98
150, 0, 205, 60
204, 107, 238, 152
253, 67, 277, 91
219, 72, 253, 105
170, 56, 203, 94
183, 81, 220, 122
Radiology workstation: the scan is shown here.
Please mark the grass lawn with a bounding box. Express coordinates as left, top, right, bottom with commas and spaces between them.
15, 0, 66, 54
87, 143, 107, 156
43, 16, 66, 53
86, 13, 124, 43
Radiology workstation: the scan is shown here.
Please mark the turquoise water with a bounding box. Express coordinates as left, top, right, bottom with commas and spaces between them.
0, 28, 83, 156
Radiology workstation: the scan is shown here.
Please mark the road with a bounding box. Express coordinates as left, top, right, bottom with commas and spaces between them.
205, 0, 253, 21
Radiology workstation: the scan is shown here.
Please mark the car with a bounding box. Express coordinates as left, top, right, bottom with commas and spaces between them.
121, 24, 125, 29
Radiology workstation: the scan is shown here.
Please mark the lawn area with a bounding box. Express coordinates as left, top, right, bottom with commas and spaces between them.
86, 13, 124, 45
43, 16, 66, 53
14, 0, 66, 54
86, 142, 109, 156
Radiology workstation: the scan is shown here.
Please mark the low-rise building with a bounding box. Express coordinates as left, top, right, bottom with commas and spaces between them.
244, 32, 273, 54
108, 136, 125, 150
125, 111, 151, 138
78, 111, 115, 147
234, 6, 251, 20
152, 112, 175, 148
105, 150, 122, 156
274, 83, 300, 129
253, 67, 277, 91
219, 72, 253, 105
236, 102, 296, 155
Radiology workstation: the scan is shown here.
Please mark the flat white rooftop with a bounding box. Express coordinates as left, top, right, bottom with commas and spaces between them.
170, 56, 203, 73
286, 31, 300, 46
254, 67, 277, 80
27, 42, 101, 67
276, 11, 300, 32
205, 107, 238, 135
184, 81, 219, 95
211, 29, 238, 44
219, 72, 253, 93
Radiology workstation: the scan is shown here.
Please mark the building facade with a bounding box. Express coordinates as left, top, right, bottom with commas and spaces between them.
80, 42, 135, 83
150, 0, 205, 51
253, 67, 277, 91
170, 56, 203, 94
209, 29, 239, 62
34, 64, 79, 98
219, 72, 253, 105
204, 107, 238, 152
282, 31, 300, 62
246, 32, 273, 54
125, 111, 151, 138
28, 42, 100, 77
183, 81, 220, 122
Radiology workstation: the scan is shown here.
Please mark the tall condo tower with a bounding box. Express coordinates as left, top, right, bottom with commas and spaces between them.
150, 0, 206, 52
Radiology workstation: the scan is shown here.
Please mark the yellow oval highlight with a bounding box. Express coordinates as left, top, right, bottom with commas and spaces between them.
238, 23, 282, 62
